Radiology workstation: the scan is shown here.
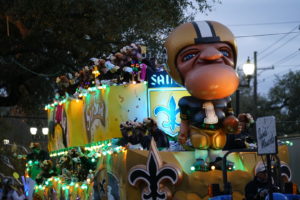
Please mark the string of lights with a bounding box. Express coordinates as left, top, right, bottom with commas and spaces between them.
28, 139, 127, 196
44, 81, 147, 110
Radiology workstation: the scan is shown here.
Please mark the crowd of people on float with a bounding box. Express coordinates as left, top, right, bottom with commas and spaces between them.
118, 117, 170, 150
55, 43, 165, 100
25, 143, 96, 186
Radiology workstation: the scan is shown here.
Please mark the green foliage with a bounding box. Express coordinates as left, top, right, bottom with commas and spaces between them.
268, 71, 300, 135
239, 71, 300, 136
0, 0, 216, 114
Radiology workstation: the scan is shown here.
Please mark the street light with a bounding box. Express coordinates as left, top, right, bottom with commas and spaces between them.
244, 51, 274, 113
253, 51, 258, 109
242, 57, 255, 78
29, 127, 49, 145
235, 57, 255, 115
30, 127, 38, 135
42, 127, 49, 135
3, 139, 9, 145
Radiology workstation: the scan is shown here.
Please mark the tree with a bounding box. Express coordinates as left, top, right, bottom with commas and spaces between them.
238, 70, 300, 136
267, 71, 300, 135
0, 0, 218, 116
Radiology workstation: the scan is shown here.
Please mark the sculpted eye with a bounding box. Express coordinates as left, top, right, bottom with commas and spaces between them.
219, 49, 230, 57
182, 53, 196, 62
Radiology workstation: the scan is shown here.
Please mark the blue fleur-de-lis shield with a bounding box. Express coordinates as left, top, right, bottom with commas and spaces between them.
154, 96, 180, 135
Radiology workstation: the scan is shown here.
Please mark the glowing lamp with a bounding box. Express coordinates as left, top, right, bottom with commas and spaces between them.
242, 57, 255, 77
30, 127, 38, 135
42, 127, 49, 135
3, 139, 9, 144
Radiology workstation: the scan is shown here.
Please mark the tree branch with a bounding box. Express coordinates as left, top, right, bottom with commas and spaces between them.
1, 15, 30, 38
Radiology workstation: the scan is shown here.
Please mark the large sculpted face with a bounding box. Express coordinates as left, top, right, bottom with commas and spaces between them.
176, 42, 239, 100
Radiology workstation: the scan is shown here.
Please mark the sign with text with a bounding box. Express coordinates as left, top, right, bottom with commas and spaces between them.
256, 116, 277, 155
147, 70, 181, 88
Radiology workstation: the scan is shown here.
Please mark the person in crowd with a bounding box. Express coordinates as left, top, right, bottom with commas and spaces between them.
11, 185, 26, 200
26, 143, 49, 162
0, 181, 3, 200
245, 162, 269, 200
143, 117, 170, 149
2, 178, 14, 200
279, 161, 299, 194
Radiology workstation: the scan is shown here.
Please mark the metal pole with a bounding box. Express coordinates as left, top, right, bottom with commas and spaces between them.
274, 155, 284, 193
222, 148, 258, 194
254, 51, 257, 109
235, 89, 240, 115
266, 154, 274, 200
6, 16, 10, 37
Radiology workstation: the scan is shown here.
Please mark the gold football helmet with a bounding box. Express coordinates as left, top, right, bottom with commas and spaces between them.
164, 21, 237, 85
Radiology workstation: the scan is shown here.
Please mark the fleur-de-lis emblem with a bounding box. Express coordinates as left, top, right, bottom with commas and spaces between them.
128, 139, 182, 200
154, 96, 180, 132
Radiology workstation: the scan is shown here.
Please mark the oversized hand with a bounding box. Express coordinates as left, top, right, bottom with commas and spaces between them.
178, 134, 187, 145
238, 113, 254, 131
222, 115, 241, 134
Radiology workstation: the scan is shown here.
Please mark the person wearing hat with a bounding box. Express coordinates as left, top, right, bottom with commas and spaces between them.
164, 21, 252, 162
26, 142, 49, 162
35, 160, 56, 185
245, 162, 269, 200
143, 117, 170, 150
279, 161, 299, 195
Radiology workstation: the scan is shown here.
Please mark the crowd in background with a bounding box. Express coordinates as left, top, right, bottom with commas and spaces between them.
0, 175, 26, 200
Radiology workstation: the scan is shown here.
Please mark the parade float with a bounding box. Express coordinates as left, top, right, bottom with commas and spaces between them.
25, 21, 298, 200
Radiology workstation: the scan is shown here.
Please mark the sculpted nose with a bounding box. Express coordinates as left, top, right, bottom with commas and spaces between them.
199, 46, 223, 61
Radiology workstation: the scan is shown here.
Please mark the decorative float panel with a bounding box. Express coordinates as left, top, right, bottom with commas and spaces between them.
48, 83, 149, 151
